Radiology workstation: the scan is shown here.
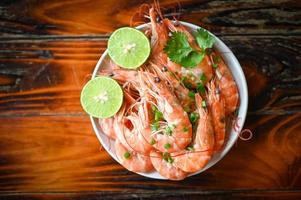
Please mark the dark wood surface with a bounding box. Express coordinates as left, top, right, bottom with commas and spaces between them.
0, 0, 300, 199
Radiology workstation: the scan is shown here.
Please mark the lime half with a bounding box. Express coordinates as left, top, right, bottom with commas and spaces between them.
80, 76, 123, 118
108, 27, 150, 69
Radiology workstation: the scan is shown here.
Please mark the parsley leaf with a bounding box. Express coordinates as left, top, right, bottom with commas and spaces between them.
194, 28, 215, 50
164, 32, 202, 68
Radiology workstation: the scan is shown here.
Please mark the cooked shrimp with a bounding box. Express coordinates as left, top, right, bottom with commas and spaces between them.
150, 150, 187, 180
102, 68, 138, 86
163, 19, 196, 48
115, 139, 154, 173
207, 80, 226, 150
137, 99, 155, 146
213, 53, 239, 115
149, 7, 169, 66
173, 55, 213, 88
139, 71, 192, 153
99, 118, 116, 140
123, 110, 154, 154
172, 93, 215, 172
113, 90, 138, 150
114, 107, 153, 154
113, 105, 131, 149
194, 94, 215, 150
149, 63, 195, 111
113, 90, 153, 154
95, 4, 241, 180
148, 9, 194, 108
163, 19, 213, 86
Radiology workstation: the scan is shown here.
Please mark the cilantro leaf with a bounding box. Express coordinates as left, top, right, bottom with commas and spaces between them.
180, 50, 205, 68
194, 28, 215, 50
163, 32, 193, 63
164, 32, 203, 68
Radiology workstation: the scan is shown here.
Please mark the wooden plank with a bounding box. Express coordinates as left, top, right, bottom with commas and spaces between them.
0, 114, 300, 192
0, 190, 301, 200
0, 36, 300, 116
0, 40, 104, 116
0, 0, 300, 37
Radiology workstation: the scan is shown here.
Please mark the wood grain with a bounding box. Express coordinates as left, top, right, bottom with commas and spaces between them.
0, 0, 300, 36
0, 0, 300, 198
0, 190, 301, 200
0, 36, 300, 116
0, 40, 104, 116
0, 114, 300, 193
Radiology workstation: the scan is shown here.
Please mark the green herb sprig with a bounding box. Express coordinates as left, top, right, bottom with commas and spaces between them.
164, 28, 215, 68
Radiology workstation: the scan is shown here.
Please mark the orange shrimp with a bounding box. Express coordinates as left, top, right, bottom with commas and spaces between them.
149, 63, 195, 111
139, 72, 192, 153
113, 90, 153, 154
113, 91, 137, 150
137, 99, 156, 147
113, 105, 131, 149
115, 139, 154, 173
149, 7, 169, 66
148, 8, 193, 107
213, 53, 239, 115
99, 89, 134, 148
207, 80, 226, 151
147, 8, 195, 110
99, 118, 116, 140
150, 150, 187, 180
172, 93, 215, 172
123, 108, 154, 154
163, 19, 196, 48
101, 68, 138, 86
109, 64, 194, 112
163, 19, 213, 86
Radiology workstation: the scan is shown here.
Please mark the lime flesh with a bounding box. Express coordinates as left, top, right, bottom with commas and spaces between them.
108, 27, 150, 69
80, 76, 123, 118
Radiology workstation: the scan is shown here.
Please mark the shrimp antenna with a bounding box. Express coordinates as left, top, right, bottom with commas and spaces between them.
168, 0, 182, 21
153, 0, 164, 20
175, 0, 182, 20
130, 3, 150, 27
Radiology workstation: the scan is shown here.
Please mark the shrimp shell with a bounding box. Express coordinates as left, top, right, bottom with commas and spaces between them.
150, 150, 187, 180
139, 71, 192, 153
99, 118, 116, 140
172, 94, 215, 173
115, 140, 154, 173
208, 80, 226, 151
214, 53, 239, 115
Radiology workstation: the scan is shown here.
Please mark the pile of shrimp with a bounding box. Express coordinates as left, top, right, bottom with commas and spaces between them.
99, 6, 239, 180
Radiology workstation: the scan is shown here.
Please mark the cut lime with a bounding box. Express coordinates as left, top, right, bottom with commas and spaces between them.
108, 27, 150, 69
80, 76, 123, 118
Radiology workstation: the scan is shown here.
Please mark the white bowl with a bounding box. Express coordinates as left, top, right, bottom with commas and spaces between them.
90, 22, 248, 180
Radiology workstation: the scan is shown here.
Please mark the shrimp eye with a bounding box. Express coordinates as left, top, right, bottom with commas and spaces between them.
156, 16, 161, 23
154, 77, 161, 83
161, 66, 168, 72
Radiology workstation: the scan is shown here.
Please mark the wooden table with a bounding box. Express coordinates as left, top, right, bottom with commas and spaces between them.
0, 0, 300, 199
